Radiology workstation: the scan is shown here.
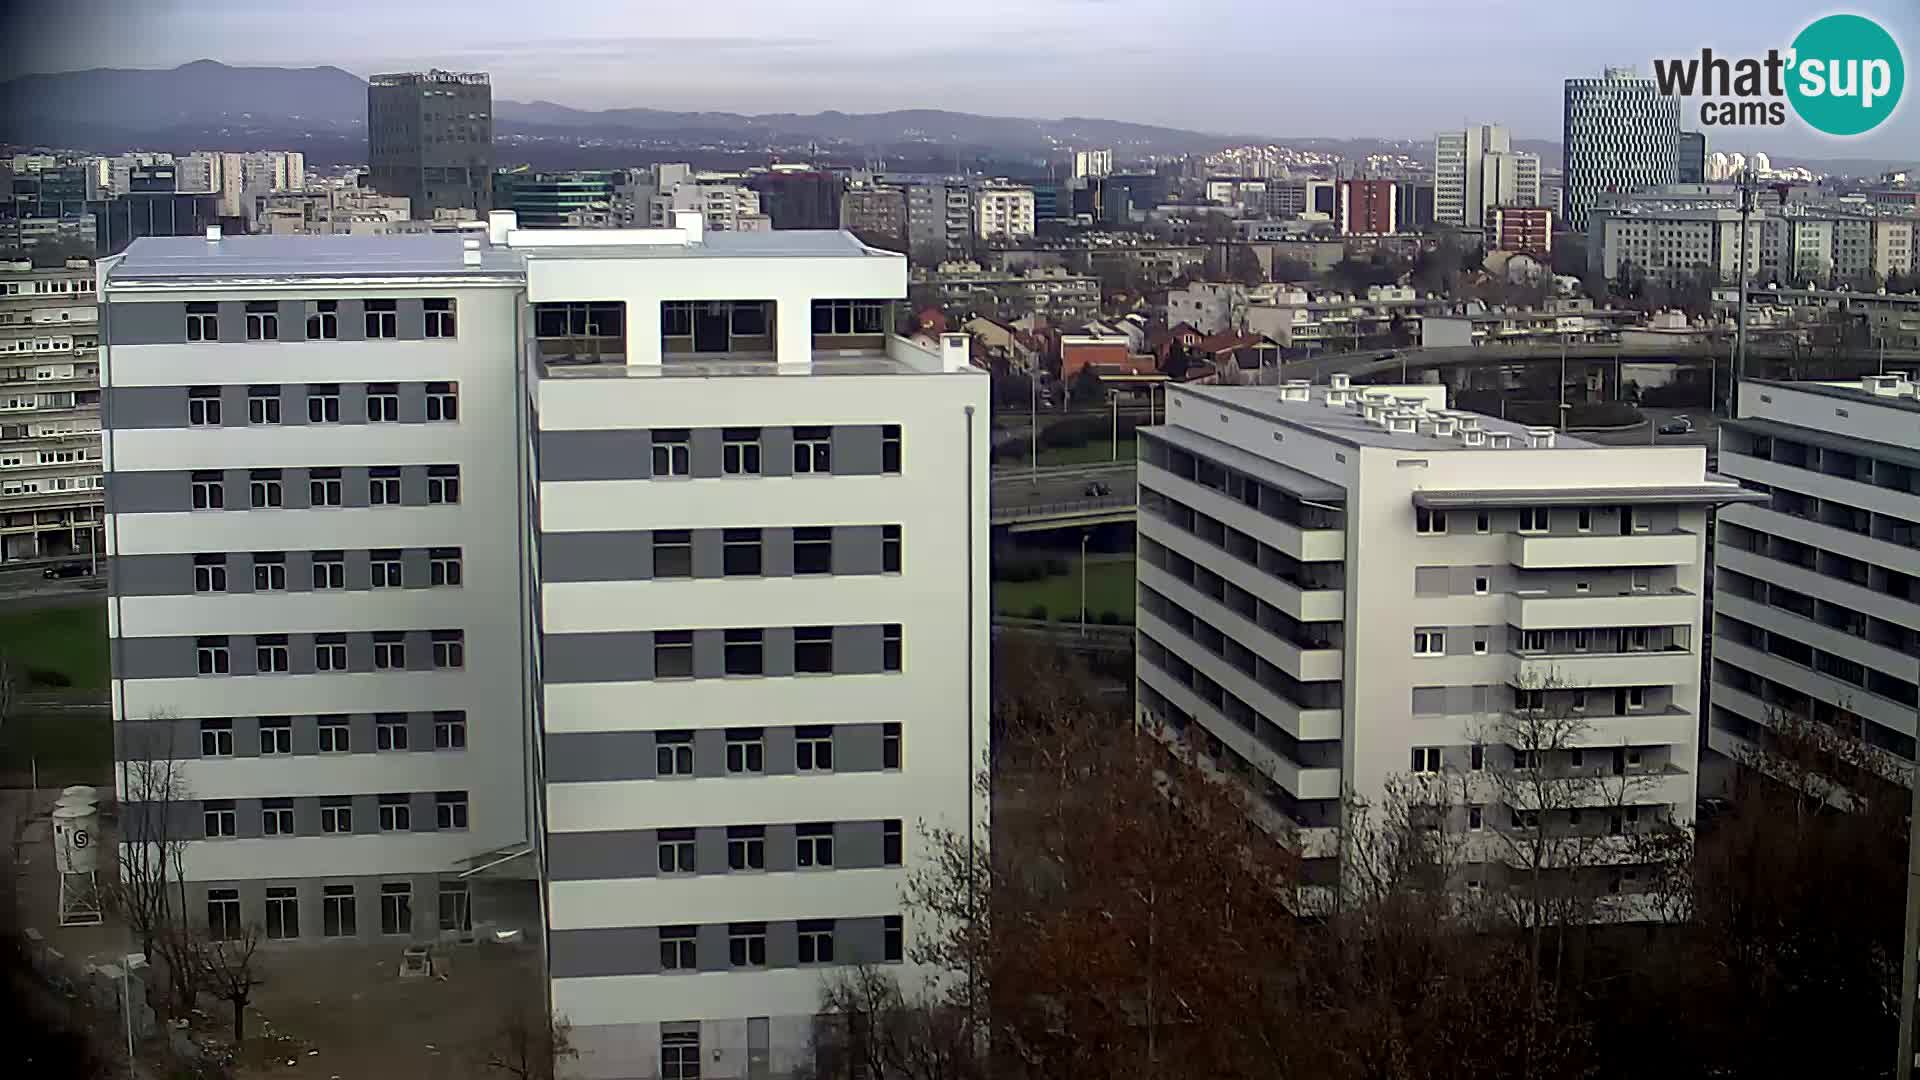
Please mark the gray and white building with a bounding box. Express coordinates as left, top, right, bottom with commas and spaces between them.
1709, 376, 1920, 785
1562, 67, 1680, 232
2, 257, 102, 562
102, 214, 990, 1079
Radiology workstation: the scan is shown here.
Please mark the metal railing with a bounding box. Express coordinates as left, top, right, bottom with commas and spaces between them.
990, 493, 1137, 524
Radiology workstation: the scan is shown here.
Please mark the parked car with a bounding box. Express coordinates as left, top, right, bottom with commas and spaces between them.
1084, 481, 1112, 497
43, 561, 91, 580
1658, 415, 1695, 435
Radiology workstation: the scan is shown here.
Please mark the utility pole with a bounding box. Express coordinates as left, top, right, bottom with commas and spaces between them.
1733, 171, 1755, 421
1110, 391, 1119, 461
1029, 364, 1038, 484
1558, 332, 1568, 432
1079, 531, 1091, 638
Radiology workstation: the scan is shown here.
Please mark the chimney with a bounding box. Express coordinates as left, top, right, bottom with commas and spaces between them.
486, 210, 517, 245
1329, 372, 1351, 392
1432, 416, 1458, 437
1488, 431, 1513, 449
1524, 426, 1556, 449
204, 224, 222, 242
1461, 428, 1486, 447
1279, 379, 1310, 403
675, 209, 706, 245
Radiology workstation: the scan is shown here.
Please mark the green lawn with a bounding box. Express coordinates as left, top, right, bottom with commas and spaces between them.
0, 709, 113, 787
0, 600, 109, 692
993, 555, 1137, 624
1036, 437, 1137, 467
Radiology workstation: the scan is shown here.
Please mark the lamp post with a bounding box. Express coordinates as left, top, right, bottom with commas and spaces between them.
1110, 390, 1120, 461
1029, 365, 1038, 484
1079, 531, 1091, 638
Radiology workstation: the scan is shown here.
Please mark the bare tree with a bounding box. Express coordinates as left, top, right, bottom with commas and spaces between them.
0, 650, 16, 736
809, 965, 981, 1080
200, 922, 264, 1043
108, 715, 193, 966
479, 992, 577, 1080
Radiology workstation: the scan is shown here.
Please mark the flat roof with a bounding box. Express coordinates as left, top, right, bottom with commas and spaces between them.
514, 229, 892, 261
107, 234, 522, 285
1183, 383, 1603, 452
1749, 377, 1920, 415
542, 353, 921, 379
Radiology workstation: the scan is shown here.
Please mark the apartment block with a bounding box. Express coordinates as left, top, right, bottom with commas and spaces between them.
1135, 377, 1757, 905
101, 215, 988, 1080
1337, 180, 1397, 236
1562, 67, 1680, 232
973, 183, 1036, 241
1435, 124, 1541, 228
1, 258, 102, 562
1709, 377, 1920, 787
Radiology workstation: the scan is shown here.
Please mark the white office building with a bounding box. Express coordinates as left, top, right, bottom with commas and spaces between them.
1134, 377, 1757, 904
101, 214, 989, 1079
1, 258, 103, 562
1434, 124, 1541, 228
1709, 377, 1920, 787
1562, 67, 1680, 232
1074, 148, 1114, 179
973, 184, 1036, 241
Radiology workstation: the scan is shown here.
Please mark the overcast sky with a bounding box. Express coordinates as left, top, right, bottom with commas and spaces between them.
5, 0, 1917, 158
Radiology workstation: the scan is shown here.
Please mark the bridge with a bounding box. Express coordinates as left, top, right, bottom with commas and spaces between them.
991, 616, 1132, 656
990, 461, 1138, 531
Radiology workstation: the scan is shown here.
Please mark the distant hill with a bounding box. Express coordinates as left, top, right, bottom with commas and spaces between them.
0, 59, 368, 143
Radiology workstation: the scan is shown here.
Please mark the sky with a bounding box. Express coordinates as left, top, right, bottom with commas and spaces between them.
4, 0, 1918, 159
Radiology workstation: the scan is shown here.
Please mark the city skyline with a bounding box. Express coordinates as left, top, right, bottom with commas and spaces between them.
3, 0, 1917, 159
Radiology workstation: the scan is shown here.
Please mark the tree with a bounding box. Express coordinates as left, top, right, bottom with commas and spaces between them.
0, 649, 15, 736
109, 717, 193, 966
1226, 245, 1266, 286
480, 992, 578, 1080
200, 922, 264, 1043
810, 966, 981, 1080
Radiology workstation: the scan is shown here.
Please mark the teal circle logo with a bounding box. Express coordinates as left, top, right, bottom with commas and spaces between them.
1787, 14, 1904, 136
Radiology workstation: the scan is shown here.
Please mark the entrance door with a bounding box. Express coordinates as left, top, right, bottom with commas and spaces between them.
694, 302, 730, 353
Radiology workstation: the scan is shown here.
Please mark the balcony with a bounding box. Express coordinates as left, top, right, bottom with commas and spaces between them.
1139, 462, 1344, 563
1511, 647, 1697, 689
1507, 590, 1698, 630
1137, 658, 1343, 800
1139, 561, 1342, 682
1507, 531, 1697, 569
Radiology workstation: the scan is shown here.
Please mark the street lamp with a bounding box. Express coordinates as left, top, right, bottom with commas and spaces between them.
1110, 390, 1120, 462
1079, 531, 1091, 638
1029, 365, 1038, 484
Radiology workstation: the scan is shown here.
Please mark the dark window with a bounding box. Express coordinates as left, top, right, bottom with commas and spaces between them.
724, 629, 763, 675
434, 711, 467, 749
796, 725, 834, 771
312, 551, 345, 589
794, 426, 832, 473
378, 794, 411, 832
432, 630, 465, 669
427, 465, 460, 504
654, 630, 693, 678
883, 722, 901, 769
376, 714, 409, 750
261, 796, 294, 834
882, 424, 901, 473
248, 469, 282, 509
728, 922, 767, 967
426, 381, 458, 421
322, 884, 355, 936
373, 632, 405, 670
797, 919, 835, 964
424, 298, 456, 338
370, 549, 402, 588
369, 466, 401, 505
651, 429, 690, 477
795, 626, 834, 673
884, 624, 902, 672
306, 300, 338, 340
266, 887, 299, 938
657, 829, 696, 874
309, 468, 343, 506
365, 299, 398, 338
726, 728, 764, 774
434, 791, 468, 830
727, 825, 765, 870
246, 386, 280, 425
430, 547, 463, 586
882, 525, 901, 573
207, 888, 240, 938
722, 428, 761, 475
307, 383, 340, 423
245, 301, 279, 342
367, 383, 400, 422
191, 471, 224, 510
185, 302, 218, 342
199, 718, 233, 757
659, 926, 696, 970
884, 915, 903, 962
722, 529, 761, 576
255, 635, 289, 673
187, 386, 221, 426
883, 819, 903, 865
195, 635, 230, 675
653, 531, 692, 578
794, 528, 832, 575
318, 715, 349, 752
315, 633, 347, 671
193, 554, 227, 593
656, 731, 694, 776
730, 303, 767, 336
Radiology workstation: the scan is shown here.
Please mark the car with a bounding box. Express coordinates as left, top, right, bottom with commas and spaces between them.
1084, 481, 1112, 497
1658, 416, 1695, 435
43, 561, 91, 580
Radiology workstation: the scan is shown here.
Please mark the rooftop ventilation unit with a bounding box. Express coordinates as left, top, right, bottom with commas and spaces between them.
1461, 428, 1487, 447
1432, 417, 1458, 437
1487, 431, 1513, 449
1524, 426, 1556, 449
1388, 411, 1419, 434
1280, 380, 1311, 402
1396, 395, 1428, 417
1863, 374, 1904, 396
1329, 372, 1352, 391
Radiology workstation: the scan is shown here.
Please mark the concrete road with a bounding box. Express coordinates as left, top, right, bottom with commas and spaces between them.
992, 464, 1138, 515
0, 562, 107, 606
1577, 407, 1720, 448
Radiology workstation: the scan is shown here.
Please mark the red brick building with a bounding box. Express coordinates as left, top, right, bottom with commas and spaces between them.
1488, 206, 1553, 257
1338, 179, 1398, 236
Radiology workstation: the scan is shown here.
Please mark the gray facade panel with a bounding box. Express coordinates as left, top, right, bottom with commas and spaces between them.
763, 626, 795, 677
550, 927, 657, 979
104, 386, 185, 430
762, 528, 794, 576
117, 635, 196, 680
219, 386, 249, 428
693, 729, 728, 780
401, 549, 432, 590
547, 731, 656, 783
539, 430, 652, 482
215, 302, 247, 344
397, 298, 426, 341
411, 792, 438, 832
836, 624, 885, 675
765, 824, 797, 873
291, 716, 321, 755
689, 427, 724, 480
696, 923, 729, 973
692, 629, 724, 680
399, 465, 429, 507
548, 829, 653, 882
540, 531, 651, 583
833, 526, 884, 575
836, 724, 885, 772
833, 425, 884, 475
761, 427, 794, 478
402, 630, 434, 671
118, 718, 195, 761
232, 715, 261, 757
763, 726, 796, 775
766, 920, 799, 968
690, 529, 723, 579
837, 821, 885, 870
335, 300, 366, 342
113, 553, 187, 596
108, 301, 186, 345
107, 470, 188, 515
397, 381, 427, 422
542, 631, 654, 683
838, 916, 890, 966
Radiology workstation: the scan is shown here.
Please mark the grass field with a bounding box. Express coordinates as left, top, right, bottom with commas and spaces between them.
993, 554, 1136, 624
0, 599, 109, 692
0, 709, 113, 787
1035, 438, 1137, 467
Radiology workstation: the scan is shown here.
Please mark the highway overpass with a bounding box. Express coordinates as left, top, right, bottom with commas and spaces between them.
991, 462, 1137, 531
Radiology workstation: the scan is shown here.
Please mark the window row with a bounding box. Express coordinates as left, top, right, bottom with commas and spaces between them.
649, 625, 901, 679
650, 915, 904, 974
191, 547, 462, 592
652, 820, 905, 875
185, 381, 458, 426
205, 879, 469, 941
192, 631, 465, 675
1407, 742, 1650, 777
200, 791, 469, 839
644, 525, 900, 578
1410, 625, 1681, 658
196, 712, 467, 756
649, 723, 901, 777
184, 298, 456, 343
1415, 504, 1658, 536
646, 424, 902, 478
189, 465, 460, 509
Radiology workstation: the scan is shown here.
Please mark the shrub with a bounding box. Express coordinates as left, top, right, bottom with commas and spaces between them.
992, 553, 1069, 583
27, 667, 71, 688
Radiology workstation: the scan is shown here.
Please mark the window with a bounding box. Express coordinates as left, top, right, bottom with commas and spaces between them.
796, 626, 834, 673
1470, 744, 1484, 771
651, 429, 690, 477
727, 826, 766, 871
1626, 628, 1650, 652
1512, 808, 1540, 830
370, 549, 403, 588
376, 713, 409, 751
1515, 687, 1546, 712
248, 469, 282, 509
1518, 507, 1549, 533
729, 923, 767, 968
661, 1029, 701, 1080
188, 386, 221, 426
1626, 507, 1647, 532
424, 298, 456, 338
1520, 630, 1548, 652
656, 731, 694, 776
1474, 637, 1488, 655
1410, 746, 1442, 774
730, 303, 767, 337
1474, 575, 1489, 595
793, 426, 832, 473
652, 530, 692, 578
435, 791, 468, 830
1475, 511, 1490, 533
884, 915, 904, 962
797, 823, 835, 868
309, 468, 343, 507
365, 299, 398, 338
196, 636, 230, 675
660, 926, 697, 971
379, 882, 412, 935
203, 800, 236, 838
429, 547, 462, 586
425, 381, 458, 421
304, 383, 340, 424
247, 551, 286, 591
378, 795, 412, 832
715, 730, 766, 779
882, 525, 901, 573
373, 633, 406, 670
1631, 571, 1651, 592
654, 630, 693, 678
185, 302, 219, 342
1627, 687, 1646, 711
1576, 507, 1592, 532
318, 715, 349, 753
438, 881, 471, 933
1415, 507, 1446, 534
656, 829, 697, 874
812, 300, 885, 335
191, 471, 224, 510
307, 300, 339, 340
883, 723, 901, 769
365, 466, 401, 503
794, 527, 833, 575
427, 465, 460, 504
193, 554, 227, 593
722, 428, 761, 475
882, 424, 902, 474
247, 385, 280, 425
724, 629, 763, 675
1413, 630, 1445, 657
797, 919, 835, 964
796, 725, 834, 771
1468, 805, 1484, 831
200, 718, 233, 757
718, 529, 762, 577
432, 630, 465, 669
1572, 630, 1591, 653
315, 633, 348, 671
367, 383, 400, 422
323, 884, 356, 936
207, 888, 241, 939
259, 715, 292, 753
884, 819, 903, 866
262, 797, 295, 835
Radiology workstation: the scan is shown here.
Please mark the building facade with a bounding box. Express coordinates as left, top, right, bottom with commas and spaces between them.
1562, 68, 1680, 232
1434, 125, 1541, 228
1136, 377, 1756, 908
367, 70, 494, 218
1677, 131, 1707, 184
1708, 377, 1920, 789
1488, 206, 1553, 258
973, 184, 1036, 241
101, 218, 988, 1080
1338, 180, 1398, 236
840, 185, 908, 250
1, 258, 102, 562
747, 170, 844, 231
496, 172, 616, 229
